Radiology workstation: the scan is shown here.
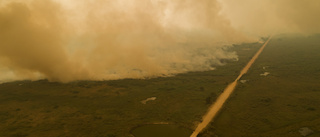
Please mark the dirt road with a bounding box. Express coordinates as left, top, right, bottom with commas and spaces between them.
190, 37, 272, 137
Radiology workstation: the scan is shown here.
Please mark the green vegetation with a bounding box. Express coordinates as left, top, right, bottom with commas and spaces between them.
199, 34, 320, 137
131, 124, 192, 137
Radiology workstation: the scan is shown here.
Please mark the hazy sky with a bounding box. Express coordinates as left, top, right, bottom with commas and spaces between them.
0, 0, 319, 82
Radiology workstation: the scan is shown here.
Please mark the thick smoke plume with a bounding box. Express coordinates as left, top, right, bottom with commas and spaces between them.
0, 0, 319, 82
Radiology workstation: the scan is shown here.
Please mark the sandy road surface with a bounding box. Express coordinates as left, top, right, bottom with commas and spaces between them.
190, 37, 272, 137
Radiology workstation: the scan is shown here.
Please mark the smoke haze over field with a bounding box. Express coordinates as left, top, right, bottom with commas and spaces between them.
218, 0, 320, 35
0, 0, 319, 82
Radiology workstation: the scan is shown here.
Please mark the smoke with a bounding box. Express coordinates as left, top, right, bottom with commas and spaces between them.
0, 0, 319, 83
218, 0, 320, 36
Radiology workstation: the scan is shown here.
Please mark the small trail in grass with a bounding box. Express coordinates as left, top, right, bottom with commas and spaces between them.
190, 37, 272, 137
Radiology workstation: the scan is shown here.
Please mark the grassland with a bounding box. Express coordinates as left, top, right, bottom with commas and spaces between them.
0, 42, 263, 137
199, 34, 320, 137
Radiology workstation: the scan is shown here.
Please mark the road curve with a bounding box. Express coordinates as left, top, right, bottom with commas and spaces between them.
190, 37, 272, 137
